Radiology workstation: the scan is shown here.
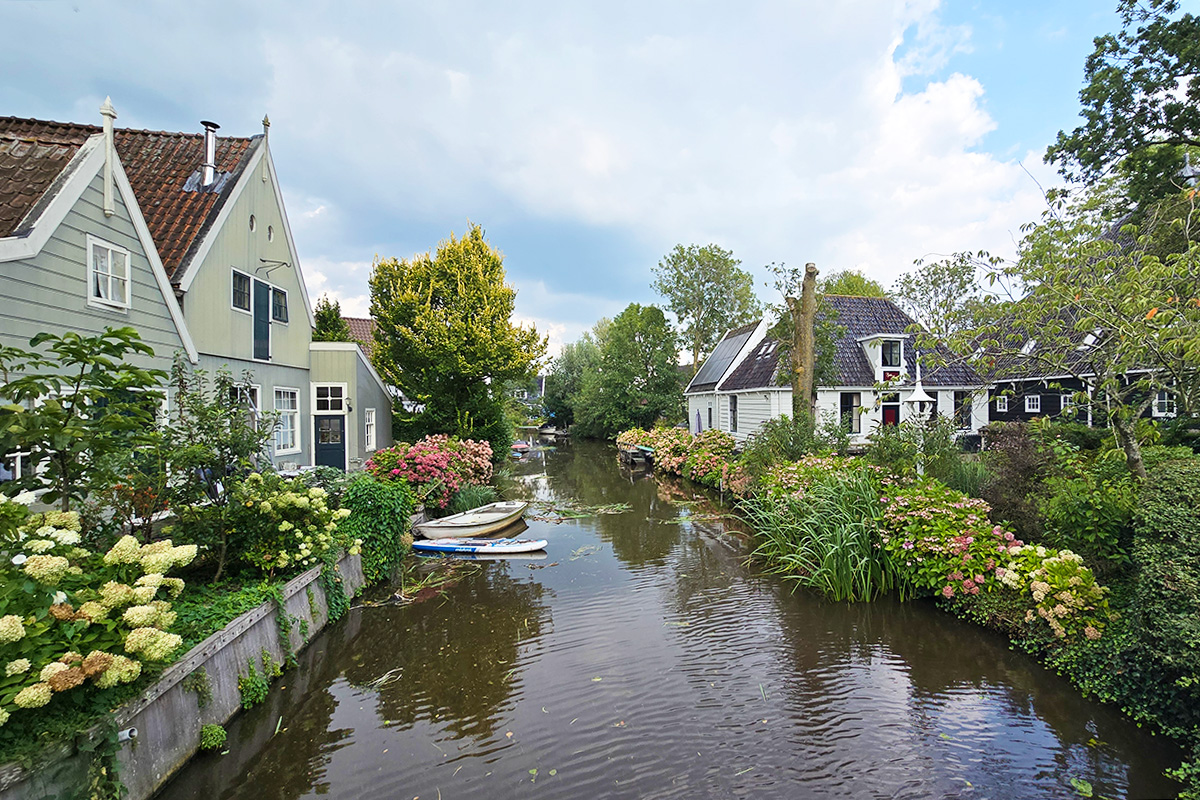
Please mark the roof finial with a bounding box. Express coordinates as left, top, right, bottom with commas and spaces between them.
262, 114, 270, 138
100, 97, 117, 217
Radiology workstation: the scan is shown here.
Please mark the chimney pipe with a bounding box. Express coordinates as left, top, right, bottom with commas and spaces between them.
200, 120, 220, 187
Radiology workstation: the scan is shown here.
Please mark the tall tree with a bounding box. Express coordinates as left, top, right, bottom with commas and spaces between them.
369, 224, 547, 448
1046, 0, 1200, 211
652, 243, 762, 374
970, 186, 1200, 481
542, 331, 603, 428
820, 269, 889, 298
573, 304, 680, 439
312, 295, 353, 342
892, 254, 995, 338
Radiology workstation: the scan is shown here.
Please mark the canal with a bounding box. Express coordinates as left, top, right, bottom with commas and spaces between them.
158, 439, 1180, 799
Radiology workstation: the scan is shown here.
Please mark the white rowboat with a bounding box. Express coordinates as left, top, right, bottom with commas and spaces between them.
414, 501, 529, 539
411, 537, 548, 555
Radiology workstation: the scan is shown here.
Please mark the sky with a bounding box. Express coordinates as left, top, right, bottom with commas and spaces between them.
0, 0, 1139, 359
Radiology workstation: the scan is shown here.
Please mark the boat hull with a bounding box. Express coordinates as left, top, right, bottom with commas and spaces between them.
414, 501, 529, 539
411, 537, 548, 554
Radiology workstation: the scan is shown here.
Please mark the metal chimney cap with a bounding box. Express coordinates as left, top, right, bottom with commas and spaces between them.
200, 120, 220, 131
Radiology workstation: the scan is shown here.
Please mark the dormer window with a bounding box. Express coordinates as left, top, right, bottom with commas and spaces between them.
1020, 339, 1037, 356
882, 340, 901, 368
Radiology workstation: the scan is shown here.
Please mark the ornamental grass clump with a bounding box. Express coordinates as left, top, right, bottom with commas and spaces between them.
0, 493, 193, 731
365, 435, 493, 509
745, 460, 897, 602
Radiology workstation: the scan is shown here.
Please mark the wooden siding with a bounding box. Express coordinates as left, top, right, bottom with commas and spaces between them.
194, 354, 311, 467
0, 170, 186, 373
310, 345, 394, 469
183, 155, 310, 368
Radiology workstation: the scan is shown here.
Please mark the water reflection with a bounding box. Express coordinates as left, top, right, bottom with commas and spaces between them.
157, 439, 1182, 800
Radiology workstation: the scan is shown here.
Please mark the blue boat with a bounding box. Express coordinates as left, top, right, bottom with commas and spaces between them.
411, 536, 548, 555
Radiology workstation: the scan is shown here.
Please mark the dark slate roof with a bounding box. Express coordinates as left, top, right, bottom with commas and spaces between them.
344, 316, 376, 352
686, 321, 757, 392
713, 295, 982, 392
0, 116, 259, 282
0, 117, 96, 236
720, 336, 780, 390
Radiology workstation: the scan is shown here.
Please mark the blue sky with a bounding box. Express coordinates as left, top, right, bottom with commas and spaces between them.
0, 0, 1150, 356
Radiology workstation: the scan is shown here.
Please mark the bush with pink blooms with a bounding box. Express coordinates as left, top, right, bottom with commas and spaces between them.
682, 430, 736, 488
880, 481, 1110, 639
365, 435, 493, 509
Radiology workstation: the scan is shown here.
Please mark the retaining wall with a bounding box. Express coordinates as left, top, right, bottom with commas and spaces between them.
0, 552, 366, 800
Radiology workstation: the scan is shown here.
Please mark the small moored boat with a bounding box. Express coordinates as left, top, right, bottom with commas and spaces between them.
414, 501, 529, 539
411, 536, 548, 555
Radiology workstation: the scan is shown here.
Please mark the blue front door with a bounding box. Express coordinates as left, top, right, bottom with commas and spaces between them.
314, 415, 345, 470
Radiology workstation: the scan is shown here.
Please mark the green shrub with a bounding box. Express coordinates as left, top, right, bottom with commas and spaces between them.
980, 422, 1054, 540
740, 414, 817, 480
338, 474, 415, 584
745, 462, 896, 602
1037, 471, 1136, 572
682, 429, 737, 488
199, 723, 226, 751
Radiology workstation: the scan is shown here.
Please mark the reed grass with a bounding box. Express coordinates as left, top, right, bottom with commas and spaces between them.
744, 469, 897, 602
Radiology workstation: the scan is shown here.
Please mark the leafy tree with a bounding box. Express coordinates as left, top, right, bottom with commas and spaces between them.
312, 295, 353, 343
652, 243, 762, 374
369, 224, 546, 450
542, 332, 603, 427
968, 186, 1200, 481
573, 304, 681, 439
892, 254, 995, 338
820, 269, 889, 298
1046, 0, 1200, 211
164, 357, 277, 582
0, 327, 165, 511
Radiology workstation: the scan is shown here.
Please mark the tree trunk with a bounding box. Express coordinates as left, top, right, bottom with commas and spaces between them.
1111, 412, 1148, 483
789, 262, 819, 420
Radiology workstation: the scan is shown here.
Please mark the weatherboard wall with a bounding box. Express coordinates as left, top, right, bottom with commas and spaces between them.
0, 168, 187, 372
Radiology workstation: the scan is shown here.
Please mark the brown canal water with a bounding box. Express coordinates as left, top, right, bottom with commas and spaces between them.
157, 439, 1181, 800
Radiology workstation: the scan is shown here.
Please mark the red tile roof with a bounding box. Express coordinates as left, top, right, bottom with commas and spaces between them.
0, 116, 259, 282
344, 316, 376, 352
0, 117, 96, 236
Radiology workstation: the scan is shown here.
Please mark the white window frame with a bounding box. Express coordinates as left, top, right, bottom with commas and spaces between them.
881, 339, 902, 368
86, 235, 131, 311
1060, 394, 1074, 415
1025, 394, 1041, 414
365, 408, 377, 451
230, 384, 262, 429
995, 395, 1008, 413
231, 269, 252, 314
1153, 390, 1177, 418
274, 387, 301, 455
312, 383, 348, 414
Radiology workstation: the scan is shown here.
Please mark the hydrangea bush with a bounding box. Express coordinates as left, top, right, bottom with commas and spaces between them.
682, 430, 737, 488
229, 473, 354, 575
0, 493, 193, 729
880, 481, 1110, 639
365, 435, 493, 509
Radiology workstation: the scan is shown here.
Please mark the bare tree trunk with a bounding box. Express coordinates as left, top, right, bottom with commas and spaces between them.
788, 262, 819, 420
1111, 413, 1148, 483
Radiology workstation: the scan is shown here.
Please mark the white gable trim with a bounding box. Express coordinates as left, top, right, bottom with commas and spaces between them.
111, 155, 200, 363
175, 141, 264, 294
0, 136, 105, 263
176, 141, 317, 328
0, 134, 199, 364
310, 341, 390, 397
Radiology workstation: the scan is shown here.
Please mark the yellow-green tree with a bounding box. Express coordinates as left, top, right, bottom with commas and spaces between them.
369, 224, 546, 448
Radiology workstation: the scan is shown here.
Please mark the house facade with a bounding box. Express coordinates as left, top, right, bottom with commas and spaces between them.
0, 103, 391, 472
685, 296, 989, 446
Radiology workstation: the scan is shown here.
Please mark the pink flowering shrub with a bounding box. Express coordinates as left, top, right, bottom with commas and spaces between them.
683, 430, 737, 488
365, 435, 493, 509
641, 427, 694, 476
880, 481, 1110, 639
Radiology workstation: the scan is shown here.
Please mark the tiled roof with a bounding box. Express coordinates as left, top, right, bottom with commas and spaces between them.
344, 316, 376, 351
0, 117, 96, 236
0, 116, 259, 282
713, 295, 982, 392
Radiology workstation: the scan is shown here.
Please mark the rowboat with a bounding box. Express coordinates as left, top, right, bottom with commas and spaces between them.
414, 501, 529, 539
411, 536, 548, 555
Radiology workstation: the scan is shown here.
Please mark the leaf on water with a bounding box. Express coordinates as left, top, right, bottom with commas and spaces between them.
939, 733, 952, 740
663, 621, 690, 627
548, 769, 558, 776
1069, 777, 1094, 798
591, 676, 603, 682
505, 731, 514, 739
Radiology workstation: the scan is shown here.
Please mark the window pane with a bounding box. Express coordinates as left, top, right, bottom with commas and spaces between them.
272, 289, 288, 322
